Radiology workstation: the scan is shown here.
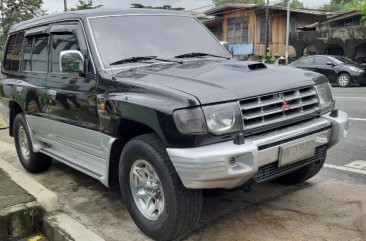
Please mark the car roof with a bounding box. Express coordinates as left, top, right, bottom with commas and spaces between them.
10, 8, 192, 33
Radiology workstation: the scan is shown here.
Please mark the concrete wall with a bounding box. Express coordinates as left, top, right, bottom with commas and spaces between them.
290, 26, 366, 60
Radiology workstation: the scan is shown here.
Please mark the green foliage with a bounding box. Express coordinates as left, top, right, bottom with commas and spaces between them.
275, 0, 304, 9
70, 0, 103, 11
319, 0, 363, 12
362, 1, 366, 24
130, 4, 184, 10
212, 0, 265, 6
0, 0, 45, 46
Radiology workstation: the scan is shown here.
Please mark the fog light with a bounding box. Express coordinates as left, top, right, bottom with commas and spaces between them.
229, 157, 238, 167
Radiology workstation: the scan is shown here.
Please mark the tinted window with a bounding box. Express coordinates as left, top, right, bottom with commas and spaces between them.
90, 15, 229, 68
51, 34, 80, 72
32, 36, 49, 72
22, 38, 32, 71
314, 57, 329, 65
3, 32, 25, 72
298, 57, 313, 65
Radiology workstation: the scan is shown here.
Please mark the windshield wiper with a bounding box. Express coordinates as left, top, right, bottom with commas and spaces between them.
110, 56, 183, 66
174, 52, 230, 60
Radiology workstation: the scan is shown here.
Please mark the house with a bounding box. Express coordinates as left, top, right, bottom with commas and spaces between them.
290, 11, 366, 63
202, 4, 329, 58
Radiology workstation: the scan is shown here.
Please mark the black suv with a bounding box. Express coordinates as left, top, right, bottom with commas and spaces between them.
0, 9, 348, 241
289, 55, 366, 87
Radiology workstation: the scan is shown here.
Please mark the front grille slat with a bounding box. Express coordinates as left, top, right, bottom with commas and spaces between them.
239, 86, 320, 130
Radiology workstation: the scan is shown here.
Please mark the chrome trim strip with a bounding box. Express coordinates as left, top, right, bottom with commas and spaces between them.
246, 117, 331, 147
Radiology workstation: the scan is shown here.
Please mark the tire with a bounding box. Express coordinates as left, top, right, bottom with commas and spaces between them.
337, 73, 351, 87
273, 154, 326, 185
13, 113, 52, 173
119, 134, 202, 241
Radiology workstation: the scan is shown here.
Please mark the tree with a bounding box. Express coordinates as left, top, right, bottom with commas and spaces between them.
130, 4, 184, 10
362, 1, 366, 24
0, 0, 45, 45
319, 0, 362, 12
70, 0, 103, 11
212, 0, 265, 6
275, 0, 304, 9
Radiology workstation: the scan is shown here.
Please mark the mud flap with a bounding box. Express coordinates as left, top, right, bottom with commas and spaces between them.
0, 99, 9, 129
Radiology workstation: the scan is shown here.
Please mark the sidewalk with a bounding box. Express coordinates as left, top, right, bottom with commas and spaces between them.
0, 168, 43, 240
0, 136, 105, 241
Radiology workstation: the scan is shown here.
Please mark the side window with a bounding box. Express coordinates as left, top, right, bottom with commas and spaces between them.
51, 34, 80, 73
32, 36, 49, 72
3, 32, 25, 72
21, 35, 49, 72
314, 57, 329, 65
22, 38, 32, 71
299, 57, 313, 65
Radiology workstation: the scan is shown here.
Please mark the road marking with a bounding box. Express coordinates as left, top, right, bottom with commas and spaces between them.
349, 117, 366, 122
324, 163, 366, 175
345, 160, 366, 170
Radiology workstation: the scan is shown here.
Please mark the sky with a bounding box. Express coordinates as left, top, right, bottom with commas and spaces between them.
43, 0, 331, 14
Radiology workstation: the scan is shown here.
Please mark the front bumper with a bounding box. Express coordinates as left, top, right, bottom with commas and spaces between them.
167, 111, 349, 189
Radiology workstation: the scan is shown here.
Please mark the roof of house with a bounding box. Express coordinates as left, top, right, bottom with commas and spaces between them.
204, 3, 332, 16
11, 8, 192, 32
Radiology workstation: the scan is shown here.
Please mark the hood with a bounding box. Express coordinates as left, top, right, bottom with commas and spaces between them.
113, 59, 327, 105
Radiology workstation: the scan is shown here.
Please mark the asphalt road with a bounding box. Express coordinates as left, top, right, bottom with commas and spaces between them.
0, 87, 365, 241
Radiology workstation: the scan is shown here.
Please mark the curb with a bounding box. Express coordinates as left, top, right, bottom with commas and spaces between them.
0, 155, 105, 241
0, 159, 60, 213
43, 213, 105, 241
0, 202, 43, 241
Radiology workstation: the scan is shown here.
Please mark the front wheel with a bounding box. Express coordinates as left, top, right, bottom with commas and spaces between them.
337, 73, 351, 87
119, 134, 202, 241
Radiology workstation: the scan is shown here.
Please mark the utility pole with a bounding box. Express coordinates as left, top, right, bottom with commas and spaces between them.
64, 0, 68, 12
285, 0, 291, 65
264, 0, 269, 60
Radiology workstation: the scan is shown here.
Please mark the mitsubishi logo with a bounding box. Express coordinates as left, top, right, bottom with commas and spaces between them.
282, 97, 292, 111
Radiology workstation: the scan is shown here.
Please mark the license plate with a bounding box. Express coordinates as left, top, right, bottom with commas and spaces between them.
278, 139, 316, 167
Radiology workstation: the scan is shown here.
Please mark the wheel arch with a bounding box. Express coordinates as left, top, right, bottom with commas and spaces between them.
9, 100, 24, 137
107, 119, 163, 187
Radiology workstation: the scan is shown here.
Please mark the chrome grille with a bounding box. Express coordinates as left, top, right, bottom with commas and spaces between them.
239, 86, 320, 130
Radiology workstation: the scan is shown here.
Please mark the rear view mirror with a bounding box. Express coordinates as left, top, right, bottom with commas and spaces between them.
326, 62, 335, 66
60, 50, 85, 73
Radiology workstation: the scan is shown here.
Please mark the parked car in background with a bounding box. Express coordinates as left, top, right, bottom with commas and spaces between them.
289, 55, 366, 87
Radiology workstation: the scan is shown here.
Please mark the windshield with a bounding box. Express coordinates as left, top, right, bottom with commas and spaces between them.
89, 15, 229, 68
332, 56, 357, 65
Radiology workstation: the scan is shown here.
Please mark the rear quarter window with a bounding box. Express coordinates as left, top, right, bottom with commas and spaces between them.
3, 32, 25, 72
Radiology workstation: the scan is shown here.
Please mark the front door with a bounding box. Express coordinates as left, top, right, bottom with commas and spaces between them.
46, 22, 103, 159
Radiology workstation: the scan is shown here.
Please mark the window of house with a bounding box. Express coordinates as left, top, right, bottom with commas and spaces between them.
50, 34, 80, 72
290, 18, 296, 33
259, 15, 272, 43
3, 32, 25, 72
227, 17, 249, 44
330, 15, 361, 29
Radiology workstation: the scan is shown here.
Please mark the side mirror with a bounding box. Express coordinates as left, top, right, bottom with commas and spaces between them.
60, 50, 85, 73
326, 62, 335, 67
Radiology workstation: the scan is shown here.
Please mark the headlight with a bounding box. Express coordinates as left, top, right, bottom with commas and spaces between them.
349, 66, 364, 73
202, 102, 242, 135
173, 107, 207, 134
173, 102, 243, 135
315, 82, 334, 113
